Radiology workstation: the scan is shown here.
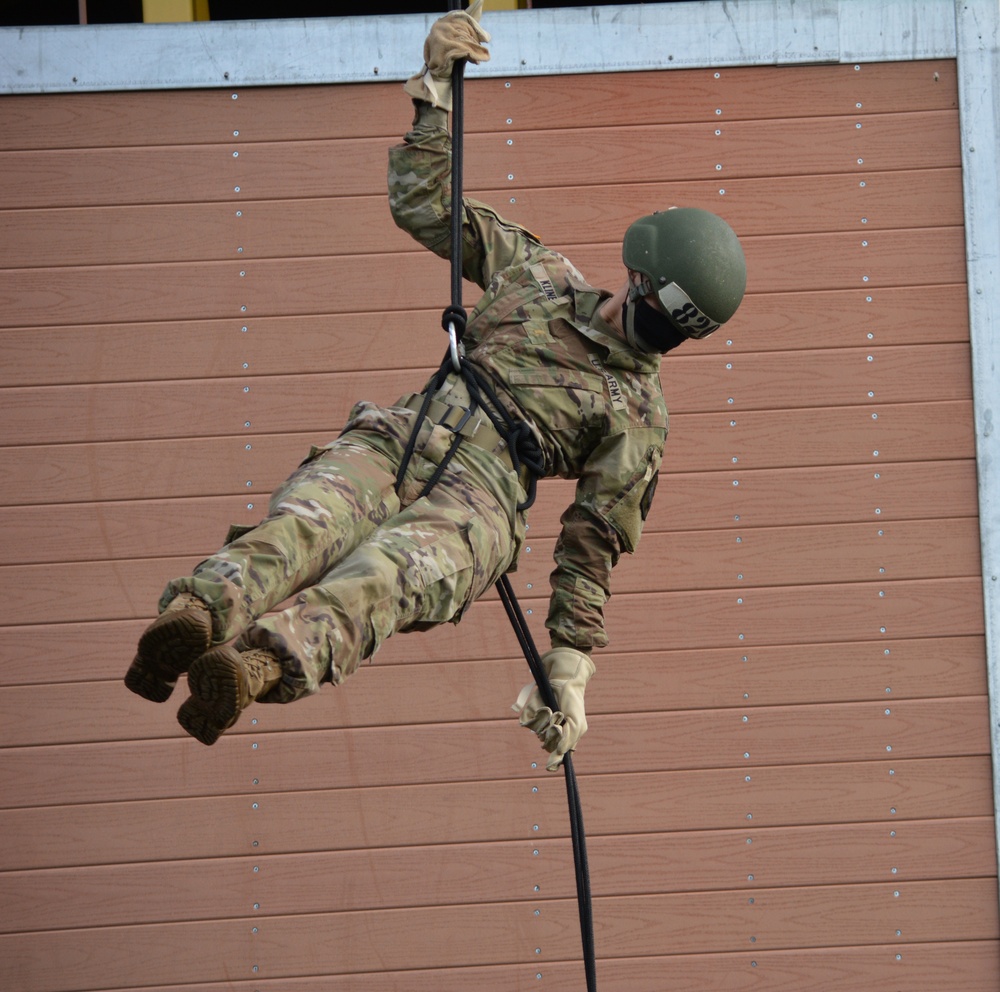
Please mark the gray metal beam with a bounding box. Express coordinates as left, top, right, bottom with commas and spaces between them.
955, 0, 1000, 911
0, 1, 959, 95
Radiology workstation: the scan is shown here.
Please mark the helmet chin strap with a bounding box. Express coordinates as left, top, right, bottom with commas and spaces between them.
630, 277, 654, 300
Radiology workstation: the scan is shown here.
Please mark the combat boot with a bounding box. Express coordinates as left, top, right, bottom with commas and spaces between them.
177, 646, 283, 746
125, 593, 213, 702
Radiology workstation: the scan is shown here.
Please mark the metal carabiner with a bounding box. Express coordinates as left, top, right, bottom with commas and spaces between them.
447, 319, 463, 372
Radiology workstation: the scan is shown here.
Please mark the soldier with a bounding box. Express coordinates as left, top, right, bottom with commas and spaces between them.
125, 4, 746, 766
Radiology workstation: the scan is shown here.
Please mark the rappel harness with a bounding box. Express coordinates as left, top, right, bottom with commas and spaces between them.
392, 17, 598, 992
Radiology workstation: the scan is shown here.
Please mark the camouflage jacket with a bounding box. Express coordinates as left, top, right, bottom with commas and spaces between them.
387, 103, 667, 651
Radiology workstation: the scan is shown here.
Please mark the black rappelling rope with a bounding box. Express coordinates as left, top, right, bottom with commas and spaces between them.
443, 8, 598, 989
496, 575, 597, 992
391, 6, 598, 985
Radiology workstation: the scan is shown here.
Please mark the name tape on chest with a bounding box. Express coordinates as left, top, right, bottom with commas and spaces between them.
589, 354, 628, 411
530, 263, 560, 302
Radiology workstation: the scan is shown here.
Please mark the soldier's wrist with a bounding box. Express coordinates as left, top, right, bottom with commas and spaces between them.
549, 635, 579, 651
418, 101, 450, 125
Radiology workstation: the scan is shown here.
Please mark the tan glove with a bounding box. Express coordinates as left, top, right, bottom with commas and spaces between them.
513, 647, 596, 772
403, 0, 491, 111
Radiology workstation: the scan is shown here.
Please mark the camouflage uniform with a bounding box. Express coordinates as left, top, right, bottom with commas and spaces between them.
161, 102, 667, 703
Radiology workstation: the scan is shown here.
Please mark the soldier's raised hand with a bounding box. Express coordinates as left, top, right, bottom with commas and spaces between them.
404, 0, 491, 111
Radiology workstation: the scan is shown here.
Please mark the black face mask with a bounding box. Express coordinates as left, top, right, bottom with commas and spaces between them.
622, 296, 687, 354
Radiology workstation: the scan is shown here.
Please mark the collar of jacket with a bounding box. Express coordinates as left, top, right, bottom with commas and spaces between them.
570, 277, 663, 374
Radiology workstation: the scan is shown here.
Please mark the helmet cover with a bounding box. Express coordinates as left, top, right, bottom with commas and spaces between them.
622, 208, 747, 339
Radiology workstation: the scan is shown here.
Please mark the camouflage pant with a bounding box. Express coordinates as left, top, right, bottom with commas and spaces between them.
161, 394, 526, 702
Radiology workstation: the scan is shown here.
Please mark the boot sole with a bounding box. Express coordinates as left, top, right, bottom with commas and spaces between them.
175, 698, 227, 746
177, 647, 244, 745
125, 607, 213, 703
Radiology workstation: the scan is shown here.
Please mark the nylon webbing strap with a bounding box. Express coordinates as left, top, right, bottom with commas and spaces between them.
444, 5, 597, 988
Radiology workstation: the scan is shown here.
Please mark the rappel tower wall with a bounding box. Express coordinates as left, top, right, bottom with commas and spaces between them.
1, 2, 998, 990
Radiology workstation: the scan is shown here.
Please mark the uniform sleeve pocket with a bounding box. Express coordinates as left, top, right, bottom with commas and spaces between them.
604, 446, 662, 553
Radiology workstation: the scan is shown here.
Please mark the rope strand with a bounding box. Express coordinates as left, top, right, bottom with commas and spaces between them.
498, 576, 597, 989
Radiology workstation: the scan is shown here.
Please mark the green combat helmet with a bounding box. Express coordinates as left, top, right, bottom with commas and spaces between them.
621, 207, 747, 353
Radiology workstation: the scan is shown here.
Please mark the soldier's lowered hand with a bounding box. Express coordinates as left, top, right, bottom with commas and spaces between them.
513, 647, 595, 772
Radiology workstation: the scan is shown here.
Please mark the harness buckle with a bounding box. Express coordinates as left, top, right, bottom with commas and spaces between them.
443, 404, 476, 436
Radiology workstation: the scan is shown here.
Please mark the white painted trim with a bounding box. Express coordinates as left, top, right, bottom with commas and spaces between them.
955, 0, 1000, 908
0, 1, 958, 95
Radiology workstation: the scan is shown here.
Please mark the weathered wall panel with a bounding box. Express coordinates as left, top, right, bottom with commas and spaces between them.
0, 167, 967, 271
0, 54, 996, 992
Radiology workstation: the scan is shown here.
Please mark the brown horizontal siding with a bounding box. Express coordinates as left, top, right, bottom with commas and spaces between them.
0, 83, 400, 151
0, 57, 995, 992
0, 226, 967, 329
0, 60, 958, 150
0, 457, 982, 566
0, 450, 980, 533
0, 634, 989, 746
1, 943, 997, 992
672, 401, 978, 470
3, 818, 994, 934
729, 283, 971, 351
465, 61, 961, 128
0, 282, 973, 393
0, 597, 989, 698
495, 167, 967, 242
0, 754, 992, 873
0, 524, 982, 632
0, 167, 965, 271
2, 879, 996, 992
478, 111, 962, 188
1, 754, 991, 871
0, 108, 962, 211
0, 61, 958, 154
0, 513, 984, 629
0, 402, 978, 509
0, 693, 990, 808
0, 343, 974, 447
0, 311, 444, 386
